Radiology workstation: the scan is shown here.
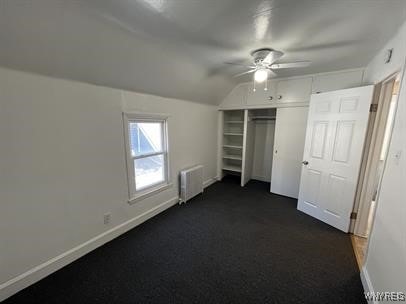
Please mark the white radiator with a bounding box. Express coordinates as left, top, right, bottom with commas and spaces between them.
180, 165, 204, 203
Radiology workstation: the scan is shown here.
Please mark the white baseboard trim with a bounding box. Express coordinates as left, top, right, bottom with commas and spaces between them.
361, 266, 376, 304
0, 196, 179, 302
203, 176, 218, 189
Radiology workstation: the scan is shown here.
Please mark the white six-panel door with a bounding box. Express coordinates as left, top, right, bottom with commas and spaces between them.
297, 86, 374, 232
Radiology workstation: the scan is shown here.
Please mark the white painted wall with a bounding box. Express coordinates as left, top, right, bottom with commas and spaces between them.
363, 22, 406, 84
252, 121, 275, 182
362, 21, 406, 294
0, 67, 218, 300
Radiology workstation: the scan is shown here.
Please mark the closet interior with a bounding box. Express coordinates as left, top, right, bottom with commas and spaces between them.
221, 108, 277, 186
220, 106, 308, 199
243, 108, 276, 185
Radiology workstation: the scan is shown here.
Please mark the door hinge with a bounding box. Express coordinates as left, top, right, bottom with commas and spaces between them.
370, 104, 378, 112
350, 212, 358, 219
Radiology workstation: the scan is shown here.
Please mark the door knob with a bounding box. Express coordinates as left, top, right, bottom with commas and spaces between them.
302, 161, 309, 165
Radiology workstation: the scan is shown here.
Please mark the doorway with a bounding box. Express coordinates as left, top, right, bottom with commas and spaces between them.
351, 72, 401, 267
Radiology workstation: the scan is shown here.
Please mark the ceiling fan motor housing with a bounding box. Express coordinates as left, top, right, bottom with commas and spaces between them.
251, 48, 273, 63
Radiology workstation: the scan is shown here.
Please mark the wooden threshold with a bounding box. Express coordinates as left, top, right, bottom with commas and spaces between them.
351, 234, 368, 269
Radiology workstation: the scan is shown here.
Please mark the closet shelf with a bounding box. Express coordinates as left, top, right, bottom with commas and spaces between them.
223, 155, 242, 160
225, 121, 244, 124
251, 116, 276, 121
223, 144, 243, 149
223, 133, 244, 136
222, 165, 242, 173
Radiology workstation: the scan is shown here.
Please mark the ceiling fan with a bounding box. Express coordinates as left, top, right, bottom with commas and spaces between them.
226, 48, 311, 83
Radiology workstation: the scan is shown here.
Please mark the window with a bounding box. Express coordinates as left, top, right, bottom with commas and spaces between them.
123, 113, 170, 203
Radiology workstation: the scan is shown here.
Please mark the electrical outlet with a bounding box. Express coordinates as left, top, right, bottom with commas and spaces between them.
104, 213, 111, 225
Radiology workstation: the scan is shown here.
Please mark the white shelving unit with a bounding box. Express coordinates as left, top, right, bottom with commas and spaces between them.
223, 144, 243, 149
222, 165, 242, 173
223, 132, 244, 136
223, 155, 243, 160
221, 110, 244, 177
225, 120, 244, 124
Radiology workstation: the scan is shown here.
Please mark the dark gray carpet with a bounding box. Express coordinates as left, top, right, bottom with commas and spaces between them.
4, 176, 366, 304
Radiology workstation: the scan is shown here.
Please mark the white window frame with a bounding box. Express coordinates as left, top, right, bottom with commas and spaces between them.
123, 112, 171, 204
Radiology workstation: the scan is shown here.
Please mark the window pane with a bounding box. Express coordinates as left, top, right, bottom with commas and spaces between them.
134, 155, 165, 190
129, 122, 163, 157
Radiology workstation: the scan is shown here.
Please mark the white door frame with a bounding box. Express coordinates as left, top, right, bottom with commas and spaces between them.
353, 72, 401, 237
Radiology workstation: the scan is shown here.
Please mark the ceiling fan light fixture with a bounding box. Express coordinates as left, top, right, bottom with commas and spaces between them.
254, 69, 268, 83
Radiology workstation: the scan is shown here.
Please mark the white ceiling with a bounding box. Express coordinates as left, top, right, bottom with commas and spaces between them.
0, 0, 405, 104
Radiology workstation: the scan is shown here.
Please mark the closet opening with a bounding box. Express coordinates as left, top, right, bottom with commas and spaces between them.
248, 109, 276, 185
219, 106, 308, 198
220, 108, 277, 189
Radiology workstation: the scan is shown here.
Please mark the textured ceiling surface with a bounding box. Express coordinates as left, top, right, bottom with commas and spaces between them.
0, 0, 405, 104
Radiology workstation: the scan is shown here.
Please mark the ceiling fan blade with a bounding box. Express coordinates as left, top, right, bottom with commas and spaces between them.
263, 50, 284, 64
233, 69, 256, 78
224, 62, 256, 68
270, 61, 311, 69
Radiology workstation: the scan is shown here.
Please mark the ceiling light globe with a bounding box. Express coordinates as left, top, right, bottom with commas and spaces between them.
254, 69, 268, 83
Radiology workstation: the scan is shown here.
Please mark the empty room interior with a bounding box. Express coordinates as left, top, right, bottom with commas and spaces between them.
1, 0, 406, 303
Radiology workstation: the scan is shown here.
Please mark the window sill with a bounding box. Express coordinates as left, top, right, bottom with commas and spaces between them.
128, 182, 173, 205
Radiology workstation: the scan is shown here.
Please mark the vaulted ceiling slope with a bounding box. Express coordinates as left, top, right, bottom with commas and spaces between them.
0, 0, 405, 105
